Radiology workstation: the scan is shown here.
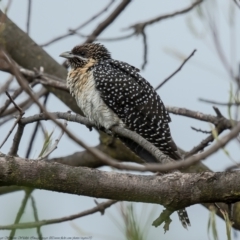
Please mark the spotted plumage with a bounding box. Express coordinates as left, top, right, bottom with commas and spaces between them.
61, 43, 181, 161
60, 43, 190, 228
92, 59, 182, 160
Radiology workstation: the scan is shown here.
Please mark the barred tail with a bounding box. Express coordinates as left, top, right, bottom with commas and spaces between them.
177, 208, 191, 229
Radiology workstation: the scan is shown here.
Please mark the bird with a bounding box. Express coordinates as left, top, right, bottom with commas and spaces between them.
60, 43, 190, 228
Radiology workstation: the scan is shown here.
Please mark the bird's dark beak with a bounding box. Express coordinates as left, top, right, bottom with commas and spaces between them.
60, 51, 88, 61
59, 51, 74, 59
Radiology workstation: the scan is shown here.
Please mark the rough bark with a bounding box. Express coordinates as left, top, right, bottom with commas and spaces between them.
1, 156, 240, 210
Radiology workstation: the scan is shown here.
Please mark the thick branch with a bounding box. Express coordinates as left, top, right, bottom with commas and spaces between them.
1, 156, 240, 211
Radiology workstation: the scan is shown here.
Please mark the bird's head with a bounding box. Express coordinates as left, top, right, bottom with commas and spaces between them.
60, 43, 111, 69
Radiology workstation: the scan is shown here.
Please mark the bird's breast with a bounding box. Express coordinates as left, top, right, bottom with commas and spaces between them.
66, 69, 124, 129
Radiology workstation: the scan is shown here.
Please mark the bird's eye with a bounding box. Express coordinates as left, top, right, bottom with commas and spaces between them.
79, 51, 86, 57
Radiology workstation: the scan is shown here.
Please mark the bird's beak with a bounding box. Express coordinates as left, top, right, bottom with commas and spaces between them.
59, 51, 74, 59
59, 51, 88, 61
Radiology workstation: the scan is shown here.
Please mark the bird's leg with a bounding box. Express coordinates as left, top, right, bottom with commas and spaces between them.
104, 124, 121, 147
106, 129, 117, 147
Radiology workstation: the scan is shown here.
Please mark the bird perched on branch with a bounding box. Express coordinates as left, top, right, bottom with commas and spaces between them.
60, 43, 190, 228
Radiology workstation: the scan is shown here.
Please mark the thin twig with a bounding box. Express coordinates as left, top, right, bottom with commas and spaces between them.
40, 0, 115, 47
8, 189, 33, 238
92, 32, 135, 42
26, 0, 32, 35
8, 123, 25, 156
19, 67, 65, 83
185, 134, 215, 158
166, 105, 234, 126
72, 31, 135, 42
191, 126, 211, 134
199, 98, 240, 106
0, 87, 23, 116
84, 0, 131, 43
1, 88, 47, 117
36, 120, 67, 160
34, 78, 68, 92
212, 106, 223, 118
30, 196, 43, 239
25, 122, 40, 156
233, 0, 240, 9
0, 75, 14, 94
155, 49, 196, 90
25, 93, 49, 158
5, 91, 23, 113
0, 200, 117, 230
128, 0, 203, 32
0, 92, 25, 149
141, 30, 148, 70
186, 115, 228, 157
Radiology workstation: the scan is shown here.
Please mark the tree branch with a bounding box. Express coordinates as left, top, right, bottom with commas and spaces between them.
1, 156, 240, 212
84, 0, 132, 43
18, 111, 240, 172
155, 49, 197, 90
128, 0, 203, 33
166, 105, 235, 126
0, 199, 116, 230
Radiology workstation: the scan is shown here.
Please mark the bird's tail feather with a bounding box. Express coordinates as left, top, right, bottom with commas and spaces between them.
119, 136, 191, 229
177, 209, 191, 229
118, 136, 158, 163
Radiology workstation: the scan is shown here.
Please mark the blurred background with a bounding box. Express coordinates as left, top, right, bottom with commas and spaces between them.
0, 0, 240, 239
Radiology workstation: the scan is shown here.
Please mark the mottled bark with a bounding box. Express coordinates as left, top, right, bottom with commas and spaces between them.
1, 156, 240, 211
